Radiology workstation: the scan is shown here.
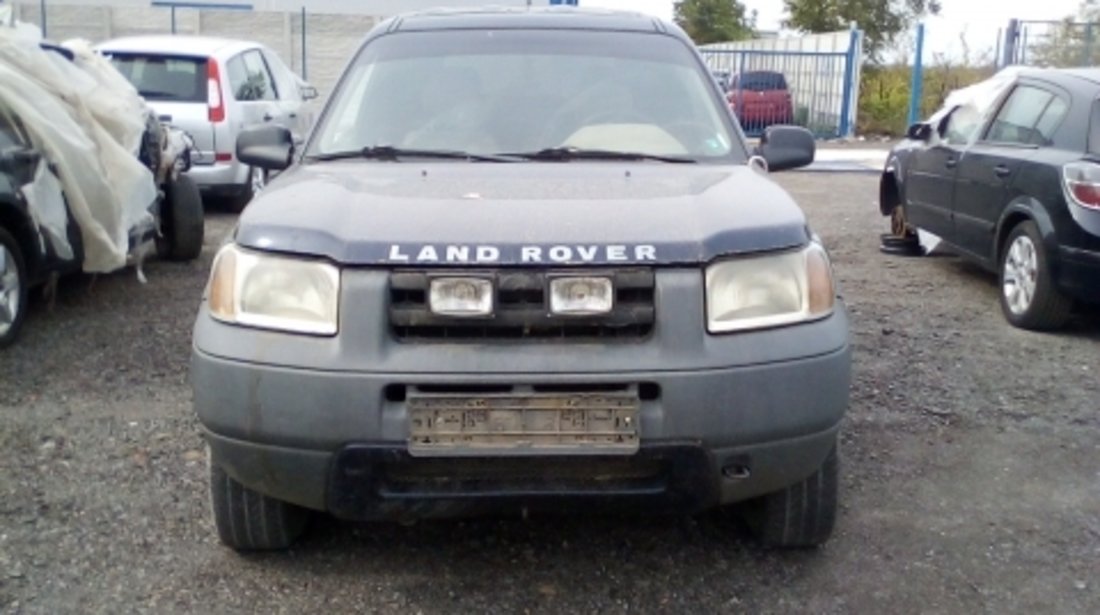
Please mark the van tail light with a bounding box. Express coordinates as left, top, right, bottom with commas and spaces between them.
1063, 161, 1100, 210
214, 152, 233, 162
207, 58, 225, 123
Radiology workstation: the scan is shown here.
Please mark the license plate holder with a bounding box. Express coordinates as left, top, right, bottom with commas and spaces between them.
407, 391, 640, 457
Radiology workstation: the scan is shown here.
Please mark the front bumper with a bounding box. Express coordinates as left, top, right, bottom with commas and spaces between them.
195, 340, 849, 516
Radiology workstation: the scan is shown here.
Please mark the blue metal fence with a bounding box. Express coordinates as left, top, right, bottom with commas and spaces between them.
1000, 18, 1100, 68
698, 31, 861, 139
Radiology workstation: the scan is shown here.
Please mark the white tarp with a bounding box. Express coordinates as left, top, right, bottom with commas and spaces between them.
0, 23, 155, 273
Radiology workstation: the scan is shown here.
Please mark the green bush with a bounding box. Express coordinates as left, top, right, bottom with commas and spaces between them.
858, 64, 996, 137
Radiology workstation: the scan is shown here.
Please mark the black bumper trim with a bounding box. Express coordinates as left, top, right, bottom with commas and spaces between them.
327, 442, 718, 520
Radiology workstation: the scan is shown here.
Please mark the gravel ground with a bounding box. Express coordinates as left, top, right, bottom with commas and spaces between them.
2, 173, 1099, 614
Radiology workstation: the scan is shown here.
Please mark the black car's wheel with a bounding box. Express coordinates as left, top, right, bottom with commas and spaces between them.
209, 451, 309, 551
0, 227, 29, 349
742, 444, 838, 548
999, 220, 1073, 330
158, 173, 204, 261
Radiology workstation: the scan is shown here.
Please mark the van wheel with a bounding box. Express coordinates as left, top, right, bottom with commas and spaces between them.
742, 444, 838, 548
157, 174, 204, 261
0, 228, 29, 349
999, 220, 1073, 330
209, 452, 309, 551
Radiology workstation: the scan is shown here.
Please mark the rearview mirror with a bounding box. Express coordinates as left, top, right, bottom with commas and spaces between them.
236, 125, 294, 171
300, 84, 319, 101
755, 125, 815, 172
906, 122, 932, 141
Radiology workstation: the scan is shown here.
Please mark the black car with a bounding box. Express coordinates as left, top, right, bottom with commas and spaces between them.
881, 68, 1100, 330
0, 42, 204, 348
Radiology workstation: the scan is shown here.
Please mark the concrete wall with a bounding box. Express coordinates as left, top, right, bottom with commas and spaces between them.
9, 1, 535, 96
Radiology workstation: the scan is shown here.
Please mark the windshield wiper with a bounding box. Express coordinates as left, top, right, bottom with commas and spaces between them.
308, 145, 520, 162
500, 147, 697, 163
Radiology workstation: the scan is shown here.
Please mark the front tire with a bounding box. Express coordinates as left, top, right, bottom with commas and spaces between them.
999, 221, 1073, 330
0, 228, 29, 349
209, 453, 309, 551
742, 444, 838, 548
158, 174, 204, 261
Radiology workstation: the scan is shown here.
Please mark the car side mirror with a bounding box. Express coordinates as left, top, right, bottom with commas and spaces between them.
237, 125, 294, 171
755, 125, 815, 172
906, 122, 932, 141
300, 84, 319, 101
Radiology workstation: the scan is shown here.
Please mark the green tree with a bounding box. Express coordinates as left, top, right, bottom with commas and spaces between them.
782, 0, 942, 62
674, 0, 754, 45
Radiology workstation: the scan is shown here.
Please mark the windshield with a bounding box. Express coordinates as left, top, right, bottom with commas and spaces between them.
735, 71, 788, 91
108, 53, 208, 103
308, 30, 742, 162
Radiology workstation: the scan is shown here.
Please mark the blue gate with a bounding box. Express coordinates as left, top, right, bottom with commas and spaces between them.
698, 30, 862, 139
999, 18, 1100, 68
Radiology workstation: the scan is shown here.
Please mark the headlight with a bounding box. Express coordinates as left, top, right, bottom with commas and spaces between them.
705, 243, 835, 333
207, 244, 340, 335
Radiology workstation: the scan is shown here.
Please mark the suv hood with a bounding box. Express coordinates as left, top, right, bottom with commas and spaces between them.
235, 162, 810, 266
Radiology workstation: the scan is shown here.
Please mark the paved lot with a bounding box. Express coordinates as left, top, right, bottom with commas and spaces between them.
1, 173, 1098, 613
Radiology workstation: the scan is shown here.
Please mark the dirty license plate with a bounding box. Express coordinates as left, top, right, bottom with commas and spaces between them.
407, 393, 640, 456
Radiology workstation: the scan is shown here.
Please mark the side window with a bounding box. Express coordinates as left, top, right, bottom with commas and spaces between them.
1033, 96, 1069, 145
228, 50, 278, 101
261, 49, 297, 101
986, 86, 1056, 145
943, 104, 982, 146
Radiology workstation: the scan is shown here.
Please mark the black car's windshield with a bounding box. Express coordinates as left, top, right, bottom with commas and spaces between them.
308, 29, 742, 162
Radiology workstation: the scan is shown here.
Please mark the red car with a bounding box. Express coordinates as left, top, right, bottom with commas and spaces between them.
727, 71, 794, 131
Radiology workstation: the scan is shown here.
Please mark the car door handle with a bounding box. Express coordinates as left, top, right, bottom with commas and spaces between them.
263, 113, 276, 122
287, 112, 298, 119
945, 158, 957, 169
994, 165, 1012, 178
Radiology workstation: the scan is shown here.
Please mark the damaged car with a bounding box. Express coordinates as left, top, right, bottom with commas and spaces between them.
880, 67, 1100, 330
0, 23, 203, 347
193, 8, 850, 550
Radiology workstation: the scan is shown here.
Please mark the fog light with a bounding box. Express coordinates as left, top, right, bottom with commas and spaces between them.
550, 277, 614, 315
429, 277, 493, 317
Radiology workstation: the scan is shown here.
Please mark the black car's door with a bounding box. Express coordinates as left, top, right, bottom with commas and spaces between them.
905, 105, 982, 240
952, 84, 1069, 265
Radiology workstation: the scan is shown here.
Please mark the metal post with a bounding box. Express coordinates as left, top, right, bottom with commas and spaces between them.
1002, 19, 1019, 67
39, 0, 46, 37
908, 23, 925, 127
1021, 26, 1028, 64
1085, 22, 1094, 67
994, 28, 1002, 69
300, 6, 307, 80
838, 27, 859, 138
171, 6, 176, 34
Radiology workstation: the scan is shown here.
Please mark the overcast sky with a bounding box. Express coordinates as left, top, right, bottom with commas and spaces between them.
582, 0, 1086, 61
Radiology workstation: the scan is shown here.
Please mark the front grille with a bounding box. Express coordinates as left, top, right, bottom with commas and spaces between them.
389, 269, 655, 342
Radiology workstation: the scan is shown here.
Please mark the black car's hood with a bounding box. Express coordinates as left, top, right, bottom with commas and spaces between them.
235, 162, 810, 266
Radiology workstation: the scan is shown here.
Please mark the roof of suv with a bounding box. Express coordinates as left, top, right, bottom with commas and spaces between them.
387, 6, 667, 34
95, 35, 256, 57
